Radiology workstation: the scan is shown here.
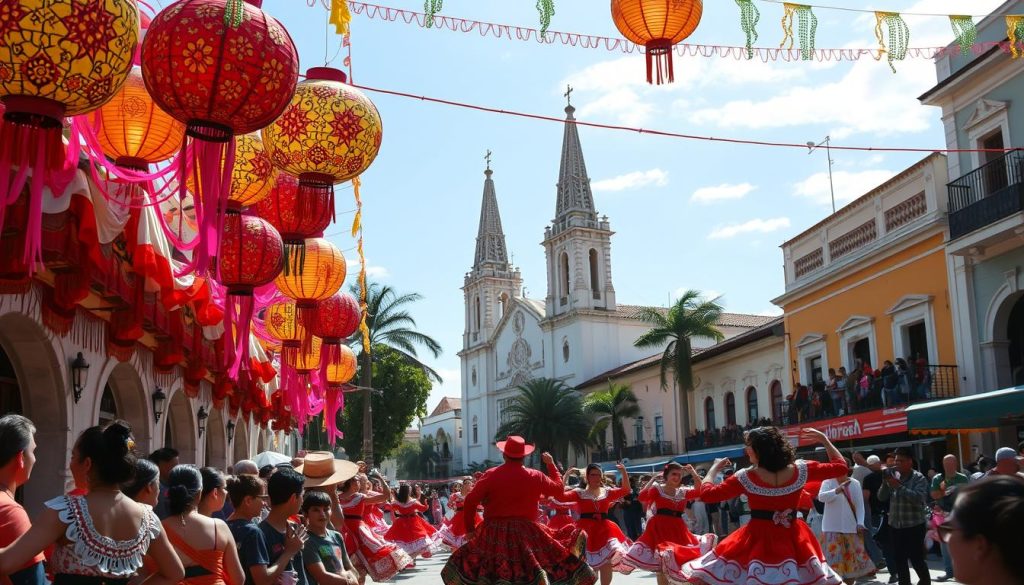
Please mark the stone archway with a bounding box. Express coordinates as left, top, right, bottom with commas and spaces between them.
0, 312, 68, 514
232, 416, 250, 463
984, 288, 1024, 392
205, 407, 228, 470
98, 361, 153, 455
166, 389, 196, 464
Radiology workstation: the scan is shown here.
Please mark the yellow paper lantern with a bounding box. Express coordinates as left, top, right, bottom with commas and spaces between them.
274, 237, 346, 310
228, 133, 275, 208
94, 67, 184, 168
325, 344, 357, 385
265, 300, 304, 345
262, 67, 383, 194
289, 336, 322, 372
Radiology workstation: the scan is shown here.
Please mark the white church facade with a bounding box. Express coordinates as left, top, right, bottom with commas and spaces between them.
459, 103, 771, 467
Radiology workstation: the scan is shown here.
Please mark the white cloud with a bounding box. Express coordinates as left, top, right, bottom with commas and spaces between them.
690, 182, 756, 204
346, 258, 390, 280
708, 217, 791, 240
592, 168, 669, 192
793, 169, 896, 207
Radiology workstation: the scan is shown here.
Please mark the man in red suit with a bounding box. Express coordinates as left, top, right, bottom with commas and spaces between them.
441, 435, 596, 585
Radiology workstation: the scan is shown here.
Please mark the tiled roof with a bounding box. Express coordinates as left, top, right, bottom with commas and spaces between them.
428, 397, 462, 418
576, 317, 784, 389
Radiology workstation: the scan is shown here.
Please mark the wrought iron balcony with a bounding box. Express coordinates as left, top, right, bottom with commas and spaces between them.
948, 150, 1024, 240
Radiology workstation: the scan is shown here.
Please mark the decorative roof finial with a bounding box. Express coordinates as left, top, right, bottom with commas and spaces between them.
564, 84, 573, 106
485, 149, 493, 172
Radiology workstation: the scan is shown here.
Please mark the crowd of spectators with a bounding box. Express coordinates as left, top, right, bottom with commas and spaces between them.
684, 418, 774, 451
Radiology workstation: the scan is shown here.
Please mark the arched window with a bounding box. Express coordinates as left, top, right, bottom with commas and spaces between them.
770, 380, 783, 423
704, 397, 716, 430
498, 293, 509, 318
474, 296, 481, 331
725, 392, 736, 426
559, 252, 570, 299
588, 249, 600, 292
472, 416, 478, 444
99, 384, 118, 426
746, 386, 759, 423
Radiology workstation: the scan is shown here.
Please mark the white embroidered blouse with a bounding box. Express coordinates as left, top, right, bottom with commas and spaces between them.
45, 495, 162, 577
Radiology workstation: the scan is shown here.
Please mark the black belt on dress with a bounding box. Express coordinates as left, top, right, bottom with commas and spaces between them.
578, 512, 612, 521
184, 566, 213, 579
345, 515, 363, 520
55, 575, 130, 585
552, 510, 571, 516
750, 509, 798, 525
395, 513, 416, 518
656, 509, 684, 518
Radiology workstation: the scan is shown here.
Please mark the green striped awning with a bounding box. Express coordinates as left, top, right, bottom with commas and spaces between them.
905, 387, 1024, 433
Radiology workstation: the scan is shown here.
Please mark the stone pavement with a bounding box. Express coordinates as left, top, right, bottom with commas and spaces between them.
387, 552, 960, 584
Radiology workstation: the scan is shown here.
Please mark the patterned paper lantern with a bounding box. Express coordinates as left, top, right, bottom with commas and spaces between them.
325, 344, 357, 386
611, 0, 703, 84
274, 237, 346, 316
188, 133, 275, 209
0, 0, 139, 267
310, 292, 360, 380
254, 171, 333, 272
262, 67, 383, 211
94, 67, 185, 169
264, 299, 305, 365
141, 0, 299, 274
218, 212, 283, 378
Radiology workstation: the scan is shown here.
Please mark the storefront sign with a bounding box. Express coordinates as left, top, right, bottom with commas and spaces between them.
783, 407, 908, 446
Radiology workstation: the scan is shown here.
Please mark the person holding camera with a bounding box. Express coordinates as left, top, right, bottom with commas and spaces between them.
878, 447, 930, 585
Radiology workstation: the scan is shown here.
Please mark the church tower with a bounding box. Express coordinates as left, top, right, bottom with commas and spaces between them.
463, 160, 522, 348
543, 100, 616, 317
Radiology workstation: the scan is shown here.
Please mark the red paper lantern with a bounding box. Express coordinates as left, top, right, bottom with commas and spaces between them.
141, 0, 298, 275
218, 212, 284, 378
610, 0, 703, 84
310, 292, 360, 381
0, 0, 139, 269
254, 171, 333, 273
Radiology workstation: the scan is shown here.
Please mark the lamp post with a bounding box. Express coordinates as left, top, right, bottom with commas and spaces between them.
152, 388, 167, 422
226, 419, 236, 444
197, 406, 208, 437
806, 136, 837, 214
70, 352, 90, 404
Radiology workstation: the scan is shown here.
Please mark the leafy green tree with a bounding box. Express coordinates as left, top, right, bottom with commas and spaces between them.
396, 436, 441, 480
343, 345, 432, 462
352, 283, 442, 467
634, 290, 724, 446
582, 381, 641, 460
493, 378, 591, 465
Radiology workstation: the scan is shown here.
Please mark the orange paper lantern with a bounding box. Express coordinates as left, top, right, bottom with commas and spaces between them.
325, 344, 357, 386
610, 0, 703, 84
94, 66, 185, 169
274, 237, 346, 311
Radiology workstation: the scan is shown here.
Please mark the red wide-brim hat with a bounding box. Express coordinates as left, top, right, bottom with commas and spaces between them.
496, 435, 535, 458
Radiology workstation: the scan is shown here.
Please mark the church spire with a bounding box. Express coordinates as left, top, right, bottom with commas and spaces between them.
473, 155, 509, 271
554, 87, 597, 224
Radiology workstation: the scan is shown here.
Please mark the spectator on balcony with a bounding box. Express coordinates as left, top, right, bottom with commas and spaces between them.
914, 355, 932, 401
894, 358, 912, 402
881, 361, 901, 408
794, 384, 810, 423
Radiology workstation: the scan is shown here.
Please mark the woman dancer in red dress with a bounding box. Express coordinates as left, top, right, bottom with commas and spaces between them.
560, 463, 634, 583
441, 436, 595, 585
438, 479, 481, 550
337, 471, 413, 581
624, 462, 715, 584
545, 496, 577, 531
361, 476, 390, 536
676, 427, 847, 585
383, 484, 441, 560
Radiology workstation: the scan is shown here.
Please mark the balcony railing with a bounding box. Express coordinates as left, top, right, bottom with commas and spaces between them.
948, 150, 1024, 240
591, 441, 674, 463
772, 364, 959, 426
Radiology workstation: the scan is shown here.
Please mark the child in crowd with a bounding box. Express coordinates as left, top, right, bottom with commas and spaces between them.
302, 491, 360, 585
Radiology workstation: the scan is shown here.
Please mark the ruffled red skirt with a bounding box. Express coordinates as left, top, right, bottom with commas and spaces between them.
675, 519, 843, 585
624, 515, 715, 573
440, 518, 596, 585
385, 514, 442, 559
547, 512, 575, 531
577, 518, 633, 573
343, 519, 414, 581
440, 509, 483, 549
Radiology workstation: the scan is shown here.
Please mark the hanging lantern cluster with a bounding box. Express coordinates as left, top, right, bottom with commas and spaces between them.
610, 0, 703, 84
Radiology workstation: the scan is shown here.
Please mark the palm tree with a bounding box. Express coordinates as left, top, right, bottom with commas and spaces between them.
494, 378, 591, 466
634, 290, 724, 450
353, 282, 443, 467
582, 381, 641, 460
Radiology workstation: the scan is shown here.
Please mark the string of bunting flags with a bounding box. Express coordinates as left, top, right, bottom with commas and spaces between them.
304, 0, 1024, 69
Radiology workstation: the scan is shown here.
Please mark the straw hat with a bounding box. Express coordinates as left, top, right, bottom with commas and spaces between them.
294, 451, 359, 488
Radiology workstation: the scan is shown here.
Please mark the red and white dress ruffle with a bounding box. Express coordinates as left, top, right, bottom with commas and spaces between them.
676, 459, 848, 585
561, 487, 634, 574
339, 493, 414, 581
363, 496, 390, 535
438, 493, 481, 550
383, 500, 443, 559
624, 485, 716, 574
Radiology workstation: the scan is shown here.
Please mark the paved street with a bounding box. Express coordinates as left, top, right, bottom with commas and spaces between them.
387, 552, 960, 584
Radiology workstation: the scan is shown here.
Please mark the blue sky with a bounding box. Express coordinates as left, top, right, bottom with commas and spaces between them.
253, 0, 1002, 413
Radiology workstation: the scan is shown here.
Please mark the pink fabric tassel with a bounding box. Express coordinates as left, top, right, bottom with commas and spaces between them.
226, 293, 255, 380
324, 386, 345, 444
